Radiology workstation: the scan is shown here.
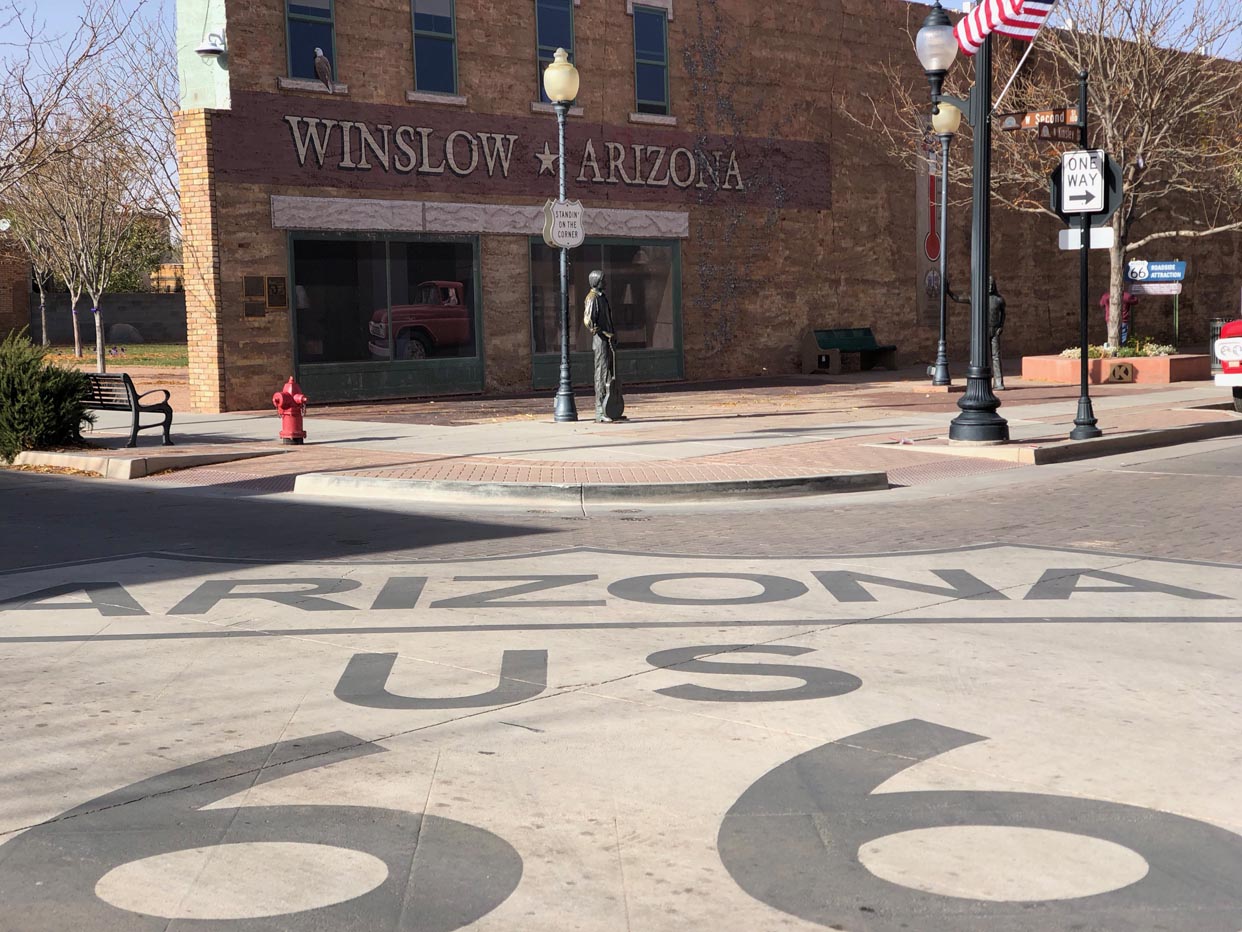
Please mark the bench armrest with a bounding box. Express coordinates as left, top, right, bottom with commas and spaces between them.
136, 388, 171, 405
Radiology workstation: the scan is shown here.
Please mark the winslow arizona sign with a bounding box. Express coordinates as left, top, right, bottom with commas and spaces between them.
211, 91, 833, 209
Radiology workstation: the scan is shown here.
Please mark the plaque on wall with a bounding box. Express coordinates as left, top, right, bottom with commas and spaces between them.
243, 275, 264, 299
266, 276, 288, 310
243, 300, 266, 318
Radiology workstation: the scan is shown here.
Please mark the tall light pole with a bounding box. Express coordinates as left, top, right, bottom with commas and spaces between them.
916, 2, 1008, 443
930, 101, 961, 387
543, 48, 580, 422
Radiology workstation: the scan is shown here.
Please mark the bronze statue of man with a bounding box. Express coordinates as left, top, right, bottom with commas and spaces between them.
987, 276, 1006, 391
946, 275, 1006, 390
583, 270, 626, 422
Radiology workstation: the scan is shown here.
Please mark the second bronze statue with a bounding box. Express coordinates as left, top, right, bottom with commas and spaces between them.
583, 270, 627, 422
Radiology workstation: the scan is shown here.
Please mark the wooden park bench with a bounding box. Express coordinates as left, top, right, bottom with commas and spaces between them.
801, 327, 899, 375
81, 372, 174, 448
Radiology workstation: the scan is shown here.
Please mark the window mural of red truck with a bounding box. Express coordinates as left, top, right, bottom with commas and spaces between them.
367, 281, 471, 359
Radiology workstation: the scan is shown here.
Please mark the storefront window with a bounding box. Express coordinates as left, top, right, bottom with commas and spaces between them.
531, 240, 678, 354
388, 241, 477, 358
292, 236, 478, 364
293, 239, 385, 364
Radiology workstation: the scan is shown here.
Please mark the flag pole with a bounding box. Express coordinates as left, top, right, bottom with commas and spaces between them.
991, 13, 1053, 115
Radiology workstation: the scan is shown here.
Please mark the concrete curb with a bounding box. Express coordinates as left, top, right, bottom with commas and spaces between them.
872, 416, 1242, 466
293, 470, 890, 504
14, 449, 282, 480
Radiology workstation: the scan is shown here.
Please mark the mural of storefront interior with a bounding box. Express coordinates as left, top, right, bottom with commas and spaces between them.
287, 229, 682, 402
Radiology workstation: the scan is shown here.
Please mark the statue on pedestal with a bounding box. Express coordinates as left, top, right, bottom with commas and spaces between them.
583, 270, 626, 422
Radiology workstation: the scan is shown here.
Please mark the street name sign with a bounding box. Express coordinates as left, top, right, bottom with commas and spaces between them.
1059, 226, 1115, 250
542, 198, 585, 249
1038, 123, 1080, 144
999, 107, 1079, 131
1129, 282, 1183, 296
1060, 149, 1106, 213
1126, 260, 1187, 282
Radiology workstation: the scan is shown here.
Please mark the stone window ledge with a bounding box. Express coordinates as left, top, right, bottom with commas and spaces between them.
530, 101, 584, 117
629, 112, 677, 126
277, 76, 349, 95
406, 90, 469, 107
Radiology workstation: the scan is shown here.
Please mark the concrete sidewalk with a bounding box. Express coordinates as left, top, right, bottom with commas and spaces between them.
18, 370, 1241, 501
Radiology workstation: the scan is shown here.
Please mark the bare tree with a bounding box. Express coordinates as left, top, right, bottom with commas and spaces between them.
13, 146, 92, 357
853, 0, 1242, 349
3, 187, 58, 346
0, 0, 137, 200
110, 0, 179, 232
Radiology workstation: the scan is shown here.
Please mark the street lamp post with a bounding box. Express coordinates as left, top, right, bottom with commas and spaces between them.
543, 48, 580, 422
930, 102, 961, 387
916, 2, 1008, 443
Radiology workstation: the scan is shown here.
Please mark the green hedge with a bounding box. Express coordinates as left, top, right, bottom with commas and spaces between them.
0, 331, 94, 463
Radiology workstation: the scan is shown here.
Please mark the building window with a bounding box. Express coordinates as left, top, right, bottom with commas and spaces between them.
632, 5, 669, 115
536, 0, 574, 103
292, 236, 478, 365
413, 0, 458, 94
530, 240, 679, 355
287, 0, 335, 81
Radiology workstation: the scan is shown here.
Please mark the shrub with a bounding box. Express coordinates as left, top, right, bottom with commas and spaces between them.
0, 330, 94, 463
1059, 336, 1177, 360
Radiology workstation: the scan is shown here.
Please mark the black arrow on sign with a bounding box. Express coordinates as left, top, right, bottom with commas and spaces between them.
1069, 192, 1096, 203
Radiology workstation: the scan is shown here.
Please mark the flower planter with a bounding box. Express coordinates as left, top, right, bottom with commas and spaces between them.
1021, 354, 1211, 385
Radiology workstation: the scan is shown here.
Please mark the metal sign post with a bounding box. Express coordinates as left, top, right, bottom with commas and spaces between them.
1069, 72, 1102, 441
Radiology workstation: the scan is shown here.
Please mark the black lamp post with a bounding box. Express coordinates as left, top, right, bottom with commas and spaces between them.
916, 1, 1008, 443
930, 101, 961, 387
543, 48, 580, 422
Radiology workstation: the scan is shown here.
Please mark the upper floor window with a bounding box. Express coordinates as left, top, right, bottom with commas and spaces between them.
536, 0, 574, 103
287, 0, 335, 80
413, 0, 458, 94
632, 5, 669, 115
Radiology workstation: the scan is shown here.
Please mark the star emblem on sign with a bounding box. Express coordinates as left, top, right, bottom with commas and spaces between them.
534, 141, 560, 175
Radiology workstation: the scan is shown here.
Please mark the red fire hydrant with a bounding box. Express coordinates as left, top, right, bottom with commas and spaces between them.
272, 376, 308, 444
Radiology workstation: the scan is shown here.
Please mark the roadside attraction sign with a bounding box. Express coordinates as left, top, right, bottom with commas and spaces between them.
1126, 259, 1187, 283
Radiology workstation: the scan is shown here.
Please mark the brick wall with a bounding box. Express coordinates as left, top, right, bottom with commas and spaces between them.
176, 109, 227, 412
0, 243, 30, 337
177, 0, 1242, 410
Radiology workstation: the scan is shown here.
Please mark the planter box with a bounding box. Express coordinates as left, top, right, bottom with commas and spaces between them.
1021, 354, 1211, 385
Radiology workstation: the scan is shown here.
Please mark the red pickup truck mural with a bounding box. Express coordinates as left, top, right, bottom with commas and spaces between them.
367, 281, 471, 359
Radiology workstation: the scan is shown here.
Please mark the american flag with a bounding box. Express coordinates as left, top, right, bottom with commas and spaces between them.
995, 0, 1056, 40
954, 0, 1056, 55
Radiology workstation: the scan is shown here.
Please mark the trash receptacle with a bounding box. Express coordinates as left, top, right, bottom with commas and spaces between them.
1210, 318, 1229, 373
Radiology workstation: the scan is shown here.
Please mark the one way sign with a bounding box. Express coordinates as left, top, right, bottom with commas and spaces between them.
1061, 149, 1105, 213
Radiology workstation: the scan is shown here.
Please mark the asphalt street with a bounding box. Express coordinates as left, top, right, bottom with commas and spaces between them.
1, 436, 1241, 930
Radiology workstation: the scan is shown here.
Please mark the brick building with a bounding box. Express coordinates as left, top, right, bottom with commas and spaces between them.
175, 0, 1242, 412
0, 240, 30, 338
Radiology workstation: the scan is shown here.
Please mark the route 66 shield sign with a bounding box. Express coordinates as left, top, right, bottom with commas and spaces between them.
542, 198, 585, 249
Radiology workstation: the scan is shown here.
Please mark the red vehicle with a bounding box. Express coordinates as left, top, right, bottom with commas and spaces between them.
367, 280, 470, 359
1215, 318, 1242, 412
